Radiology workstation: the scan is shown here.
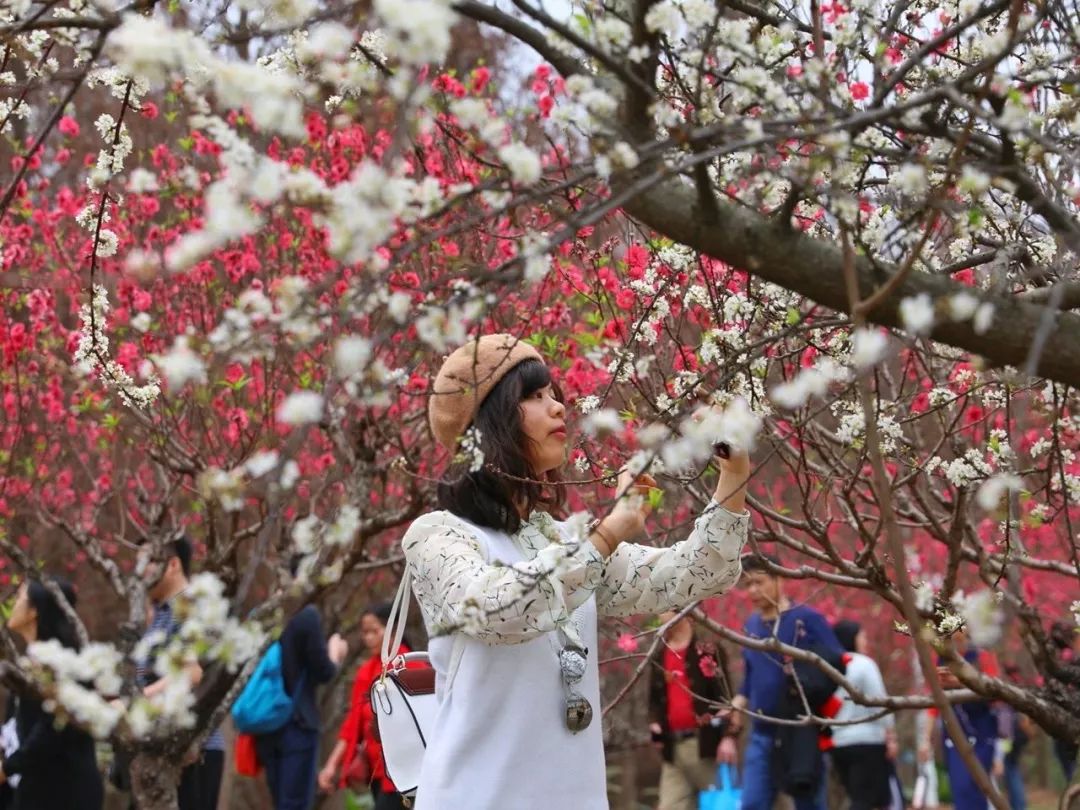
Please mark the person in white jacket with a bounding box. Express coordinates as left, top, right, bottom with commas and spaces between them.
403, 334, 750, 810
830, 620, 899, 810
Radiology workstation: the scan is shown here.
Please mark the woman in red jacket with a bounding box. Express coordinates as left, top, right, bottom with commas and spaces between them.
318, 603, 409, 810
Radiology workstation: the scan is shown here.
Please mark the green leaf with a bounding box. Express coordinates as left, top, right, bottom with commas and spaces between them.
785, 307, 801, 325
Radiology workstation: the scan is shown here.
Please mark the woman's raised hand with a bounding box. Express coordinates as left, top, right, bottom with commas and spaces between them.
596, 469, 658, 547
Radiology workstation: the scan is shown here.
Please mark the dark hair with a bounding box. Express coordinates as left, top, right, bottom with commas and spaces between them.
168, 535, 193, 578
288, 552, 304, 579
1050, 620, 1076, 650
741, 552, 782, 576
363, 601, 412, 650
364, 601, 394, 627
833, 619, 861, 653
437, 359, 566, 534
27, 577, 81, 650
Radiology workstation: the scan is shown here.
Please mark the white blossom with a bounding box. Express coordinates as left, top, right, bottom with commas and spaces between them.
583, 409, 622, 437
976, 473, 1023, 511
895, 163, 928, 196
851, 328, 888, 370
899, 294, 935, 335
959, 166, 991, 195
956, 590, 1004, 648
244, 450, 280, 479
458, 425, 485, 472
334, 335, 373, 378
973, 303, 995, 335
276, 390, 324, 425
497, 142, 542, 185
153, 336, 206, 390
577, 395, 601, 414
326, 505, 361, 546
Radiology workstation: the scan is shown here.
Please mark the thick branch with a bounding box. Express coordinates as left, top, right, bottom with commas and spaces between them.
621, 176, 1080, 387
452, 1, 582, 79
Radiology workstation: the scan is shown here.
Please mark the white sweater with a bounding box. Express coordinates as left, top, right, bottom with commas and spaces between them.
831, 652, 895, 748
402, 503, 748, 810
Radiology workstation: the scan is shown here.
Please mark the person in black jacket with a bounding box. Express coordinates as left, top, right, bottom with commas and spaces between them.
648, 611, 733, 810
254, 597, 348, 810
0, 577, 104, 810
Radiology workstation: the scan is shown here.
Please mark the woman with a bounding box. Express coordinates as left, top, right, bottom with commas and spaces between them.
648, 611, 733, 810
830, 620, 897, 810
0, 578, 104, 810
404, 334, 750, 810
918, 629, 1003, 810
318, 603, 411, 810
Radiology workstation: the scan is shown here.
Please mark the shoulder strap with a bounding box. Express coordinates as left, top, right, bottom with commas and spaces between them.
383, 517, 493, 691
381, 567, 412, 669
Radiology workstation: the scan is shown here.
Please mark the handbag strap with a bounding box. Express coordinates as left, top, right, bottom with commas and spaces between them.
382, 567, 412, 669
381, 519, 488, 689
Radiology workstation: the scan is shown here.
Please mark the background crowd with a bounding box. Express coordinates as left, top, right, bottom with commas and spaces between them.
2, 536, 1076, 810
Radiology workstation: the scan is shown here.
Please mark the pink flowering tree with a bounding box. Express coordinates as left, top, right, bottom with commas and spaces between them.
3, 0, 1080, 808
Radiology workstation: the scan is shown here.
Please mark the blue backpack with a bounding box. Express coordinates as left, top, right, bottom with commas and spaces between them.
231, 642, 303, 735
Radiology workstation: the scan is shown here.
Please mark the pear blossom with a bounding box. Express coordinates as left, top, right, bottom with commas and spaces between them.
276, 390, 324, 425
851, 328, 888, 371
899, 294, 935, 335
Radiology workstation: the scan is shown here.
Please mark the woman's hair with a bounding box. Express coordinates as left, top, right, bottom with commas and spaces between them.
364, 601, 394, 627
832, 619, 861, 653
364, 601, 412, 651
437, 358, 566, 534
26, 577, 81, 650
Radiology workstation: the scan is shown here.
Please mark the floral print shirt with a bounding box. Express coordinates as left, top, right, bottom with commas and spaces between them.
402, 500, 749, 647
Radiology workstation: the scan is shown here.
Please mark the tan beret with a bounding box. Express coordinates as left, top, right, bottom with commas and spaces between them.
428, 334, 544, 450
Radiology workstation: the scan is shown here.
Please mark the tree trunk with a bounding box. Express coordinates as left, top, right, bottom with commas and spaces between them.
129, 753, 181, 810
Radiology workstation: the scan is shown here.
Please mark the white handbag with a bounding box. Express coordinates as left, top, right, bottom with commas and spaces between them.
370, 567, 465, 803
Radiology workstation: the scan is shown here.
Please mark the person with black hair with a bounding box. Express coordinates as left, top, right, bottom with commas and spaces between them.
917, 629, 1004, 810
131, 536, 225, 810
318, 602, 414, 810
402, 334, 750, 809
254, 598, 347, 810
999, 665, 1032, 810
829, 619, 897, 810
1049, 620, 1079, 783
721, 552, 843, 810
0, 577, 104, 810
647, 611, 733, 810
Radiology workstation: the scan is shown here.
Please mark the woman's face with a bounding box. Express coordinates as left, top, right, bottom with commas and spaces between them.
519, 382, 567, 474
360, 613, 387, 655
855, 629, 870, 655
8, 583, 35, 641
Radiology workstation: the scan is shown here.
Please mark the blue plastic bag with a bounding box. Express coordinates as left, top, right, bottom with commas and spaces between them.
699, 763, 741, 810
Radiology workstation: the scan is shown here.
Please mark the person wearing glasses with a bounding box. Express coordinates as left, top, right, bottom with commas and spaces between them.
403, 334, 749, 810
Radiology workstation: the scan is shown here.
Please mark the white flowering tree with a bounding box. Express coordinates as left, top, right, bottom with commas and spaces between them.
3, 0, 1080, 807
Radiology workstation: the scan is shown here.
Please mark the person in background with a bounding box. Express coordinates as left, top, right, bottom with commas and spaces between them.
0, 577, 104, 810
1050, 621, 1078, 784
0, 694, 16, 810
918, 629, 1003, 810
722, 553, 843, 810
255, 568, 348, 810
998, 665, 1031, 810
648, 611, 733, 810
830, 620, 897, 810
318, 602, 411, 810
134, 536, 225, 810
